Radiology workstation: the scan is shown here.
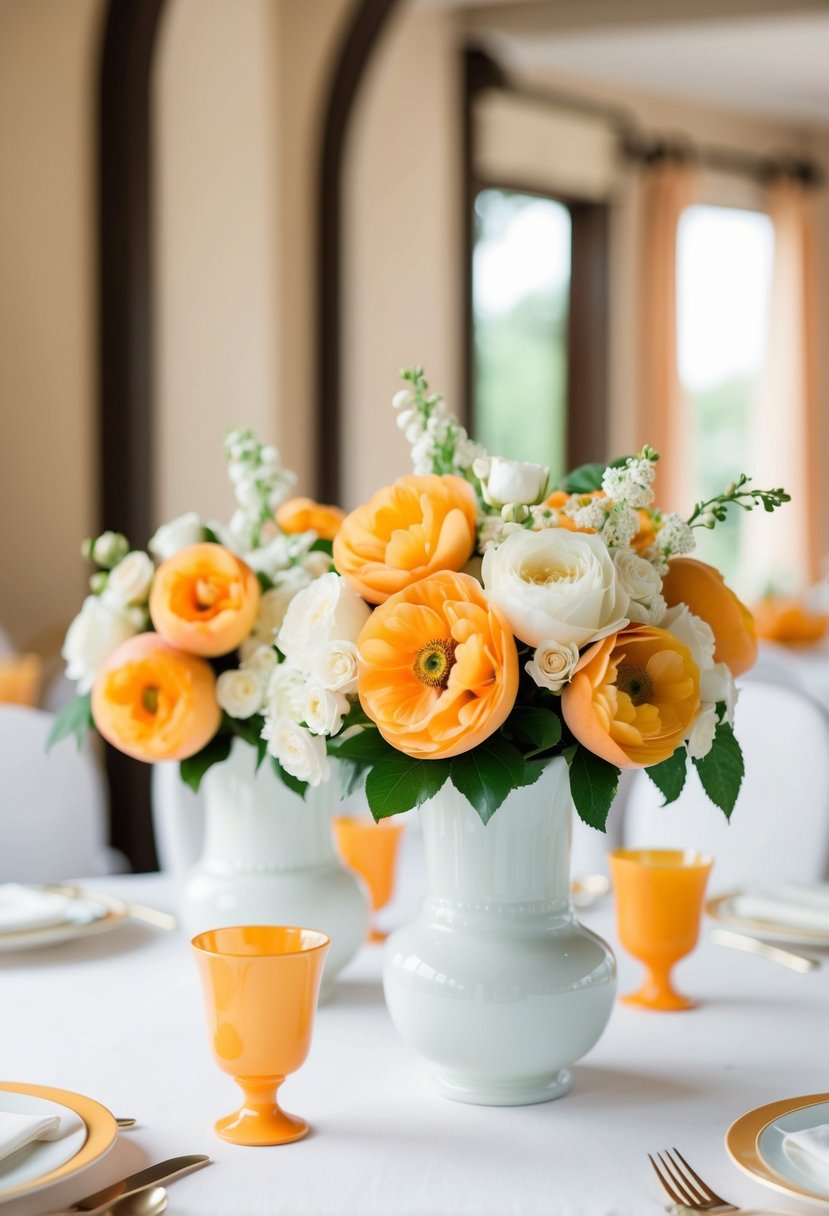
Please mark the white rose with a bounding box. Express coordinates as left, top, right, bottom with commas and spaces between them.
482, 529, 629, 649
687, 703, 718, 760
701, 661, 738, 725
265, 661, 307, 721
263, 717, 330, 787
481, 457, 549, 508
254, 570, 311, 643
103, 550, 154, 608
525, 640, 579, 693
148, 512, 204, 561
302, 550, 333, 579
664, 604, 738, 753
304, 684, 349, 736
613, 549, 666, 626
278, 572, 370, 672
216, 669, 264, 719
241, 644, 279, 685
313, 641, 360, 694
663, 604, 715, 674
62, 595, 140, 694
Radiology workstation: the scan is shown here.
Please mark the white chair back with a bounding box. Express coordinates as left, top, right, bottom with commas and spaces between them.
624, 681, 829, 891
0, 706, 117, 881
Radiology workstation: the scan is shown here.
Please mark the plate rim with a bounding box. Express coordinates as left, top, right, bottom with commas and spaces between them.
725, 1092, 829, 1205
707, 891, 829, 945
0, 1082, 118, 1201
0, 889, 128, 950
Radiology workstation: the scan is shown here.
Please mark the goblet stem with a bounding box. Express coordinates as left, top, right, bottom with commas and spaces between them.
216, 1075, 310, 1146
621, 961, 695, 1012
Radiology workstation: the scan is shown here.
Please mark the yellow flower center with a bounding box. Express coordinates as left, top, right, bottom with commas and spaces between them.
413, 638, 456, 688
615, 664, 653, 707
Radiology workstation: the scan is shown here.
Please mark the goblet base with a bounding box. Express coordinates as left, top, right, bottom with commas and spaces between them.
621, 985, 695, 1012
369, 927, 388, 944
215, 1105, 309, 1146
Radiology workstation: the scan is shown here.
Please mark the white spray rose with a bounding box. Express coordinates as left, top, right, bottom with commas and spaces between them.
263, 718, 330, 786
253, 569, 311, 644
302, 550, 334, 579
312, 640, 360, 694
265, 661, 307, 721
62, 595, 141, 693
278, 572, 370, 673
87, 531, 129, 569
148, 512, 204, 561
479, 457, 549, 509
304, 684, 349, 736
482, 529, 629, 649
103, 550, 154, 608
613, 549, 666, 626
216, 669, 264, 719
525, 640, 580, 693
241, 644, 278, 685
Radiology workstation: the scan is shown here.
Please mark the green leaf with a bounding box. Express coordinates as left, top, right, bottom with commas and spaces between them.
327, 728, 393, 764
336, 758, 368, 798
180, 734, 232, 792
507, 708, 562, 758
514, 758, 546, 789
271, 757, 309, 799
202, 525, 220, 544
365, 756, 451, 820
449, 737, 526, 825
310, 538, 334, 557
645, 746, 688, 805
338, 701, 372, 732
46, 694, 93, 752
692, 721, 744, 819
568, 746, 620, 832
560, 462, 606, 494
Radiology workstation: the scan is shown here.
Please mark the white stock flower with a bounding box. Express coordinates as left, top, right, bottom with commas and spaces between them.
477, 516, 521, 552
216, 669, 264, 719
244, 535, 294, 579
253, 569, 311, 643
482, 529, 629, 649
601, 505, 640, 548
62, 595, 140, 694
103, 550, 154, 608
313, 640, 360, 693
302, 550, 334, 579
480, 457, 549, 509
278, 572, 370, 673
655, 513, 695, 558
601, 457, 656, 509
613, 549, 667, 626
304, 684, 349, 736
525, 640, 579, 694
263, 718, 330, 786
148, 512, 203, 561
566, 499, 607, 531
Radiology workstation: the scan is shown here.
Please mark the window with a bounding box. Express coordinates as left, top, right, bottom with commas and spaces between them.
677, 205, 774, 585
472, 190, 571, 482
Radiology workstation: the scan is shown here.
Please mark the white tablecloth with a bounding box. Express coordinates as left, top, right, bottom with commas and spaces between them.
4, 864, 827, 1216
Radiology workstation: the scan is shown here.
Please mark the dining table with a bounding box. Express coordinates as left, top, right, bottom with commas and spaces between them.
4, 831, 828, 1216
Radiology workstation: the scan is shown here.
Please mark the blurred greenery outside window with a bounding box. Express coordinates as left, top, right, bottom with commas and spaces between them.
472, 189, 571, 485
677, 204, 774, 584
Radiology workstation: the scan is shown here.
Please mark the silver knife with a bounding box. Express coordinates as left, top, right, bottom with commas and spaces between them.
55, 1154, 210, 1213
710, 927, 822, 972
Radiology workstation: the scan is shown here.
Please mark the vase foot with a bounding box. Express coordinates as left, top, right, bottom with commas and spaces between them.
432, 1068, 573, 1107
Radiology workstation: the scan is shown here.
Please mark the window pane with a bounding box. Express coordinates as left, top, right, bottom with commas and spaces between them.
677, 205, 774, 586
472, 190, 571, 481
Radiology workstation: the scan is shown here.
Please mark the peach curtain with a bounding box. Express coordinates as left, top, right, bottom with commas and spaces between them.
740, 176, 822, 594
636, 158, 697, 512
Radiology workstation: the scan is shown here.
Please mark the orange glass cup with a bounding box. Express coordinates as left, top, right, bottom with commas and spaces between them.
609, 849, 713, 1012
191, 925, 330, 1145
333, 815, 404, 943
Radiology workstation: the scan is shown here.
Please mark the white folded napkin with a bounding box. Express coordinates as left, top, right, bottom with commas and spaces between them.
0, 1110, 62, 1164
0, 886, 75, 933
731, 883, 829, 933
783, 1123, 829, 1179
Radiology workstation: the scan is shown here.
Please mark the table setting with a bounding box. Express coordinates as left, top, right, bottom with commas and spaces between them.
6, 367, 826, 1215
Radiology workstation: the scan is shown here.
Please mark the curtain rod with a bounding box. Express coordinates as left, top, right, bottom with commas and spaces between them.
467, 47, 824, 188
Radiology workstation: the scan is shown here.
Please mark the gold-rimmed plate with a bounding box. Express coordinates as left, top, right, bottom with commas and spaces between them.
0, 1082, 118, 1202
707, 892, 829, 948
0, 888, 128, 953
726, 1093, 829, 1205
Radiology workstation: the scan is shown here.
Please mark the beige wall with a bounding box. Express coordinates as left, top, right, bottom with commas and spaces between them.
0, 0, 103, 649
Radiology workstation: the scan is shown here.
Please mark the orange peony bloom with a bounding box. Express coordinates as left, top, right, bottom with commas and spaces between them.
92, 633, 220, 762
631, 509, 658, 555
562, 625, 700, 769
357, 570, 518, 759
150, 542, 260, 657
752, 596, 828, 645
276, 496, 345, 541
661, 557, 757, 677
334, 475, 477, 605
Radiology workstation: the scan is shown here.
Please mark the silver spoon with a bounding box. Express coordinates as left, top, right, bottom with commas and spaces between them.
100, 1187, 167, 1216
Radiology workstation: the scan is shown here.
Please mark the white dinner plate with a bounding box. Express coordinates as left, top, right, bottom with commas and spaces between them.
707, 892, 829, 948
727, 1093, 829, 1205
0, 1083, 117, 1204
0, 888, 127, 953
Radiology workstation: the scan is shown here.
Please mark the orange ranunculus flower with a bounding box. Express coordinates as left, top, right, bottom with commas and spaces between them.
92, 633, 220, 762
333, 474, 477, 605
631, 509, 658, 555
562, 625, 700, 769
752, 596, 828, 645
661, 557, 757, 677
357, 570, 518, 759
276, 496, 345, 541
149, 542, 260, 657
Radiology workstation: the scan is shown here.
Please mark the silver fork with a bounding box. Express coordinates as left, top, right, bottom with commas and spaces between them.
648, 1148, 798, 1214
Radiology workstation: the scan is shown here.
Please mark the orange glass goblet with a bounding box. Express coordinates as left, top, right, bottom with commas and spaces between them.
333, 815, 405, 942
609, 849, 713, 1012
191, 925, 330, 1145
